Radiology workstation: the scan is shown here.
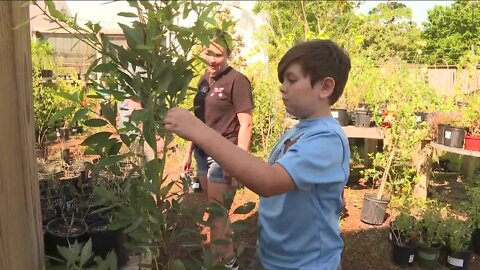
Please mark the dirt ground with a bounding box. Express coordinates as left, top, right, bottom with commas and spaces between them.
44, 134, 480, 269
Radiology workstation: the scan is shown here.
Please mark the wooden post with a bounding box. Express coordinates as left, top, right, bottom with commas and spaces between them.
461, 156, 477, 180
413, 143, 433, 199
0, 2, 44, 269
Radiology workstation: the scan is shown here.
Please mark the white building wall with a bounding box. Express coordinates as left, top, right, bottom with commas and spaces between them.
63, 1, 267, 65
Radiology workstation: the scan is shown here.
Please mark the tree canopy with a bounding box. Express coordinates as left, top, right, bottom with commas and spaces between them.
254, 0, 479, 65
422, 0, 480, 65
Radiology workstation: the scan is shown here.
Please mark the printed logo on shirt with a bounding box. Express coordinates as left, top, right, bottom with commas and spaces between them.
270, 134, 303, 163
200, 85, 209, 93
210, 87, 225, 97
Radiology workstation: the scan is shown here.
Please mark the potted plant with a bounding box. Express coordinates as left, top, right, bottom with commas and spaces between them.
465, 187, 480, 256
414, 207, 446, 269
444, 217, 473, 269
433, 111, 466, 148
464, 122, 480, 151
35, 1, 258, 269
389, 212, 417, 266
360, 150, 392, 225
45, 216, 89, 261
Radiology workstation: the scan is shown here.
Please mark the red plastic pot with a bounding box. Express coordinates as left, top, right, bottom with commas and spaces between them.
464, 135, 480, 151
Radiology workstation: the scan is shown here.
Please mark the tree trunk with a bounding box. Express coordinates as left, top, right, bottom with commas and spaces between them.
0, 2, 44, 269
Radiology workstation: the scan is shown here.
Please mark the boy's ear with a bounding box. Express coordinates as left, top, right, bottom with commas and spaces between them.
317, 77, 335, 99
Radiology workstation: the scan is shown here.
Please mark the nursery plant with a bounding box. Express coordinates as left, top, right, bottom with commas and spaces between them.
35, 0, 256, 268
444, 216, 473, 253
415, 206, 446, 248
390, 212, 416, 246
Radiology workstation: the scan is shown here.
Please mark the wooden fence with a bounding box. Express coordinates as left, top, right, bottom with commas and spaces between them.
422, 67, 480, 96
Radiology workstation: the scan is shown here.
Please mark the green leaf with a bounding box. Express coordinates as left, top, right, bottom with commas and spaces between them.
129, 109, 147, 122
120, 134, 131, 147
86, 58, 101, 78
70, 107, 89, 127
231, 220, 249, 233
84, 118, 108, 127
119, 23, 144, 50
211, 239, 231, 246
54, 91, 77, 103
81, 131, 112, 146
45, 0, 65, 20
56, 244, 74, 263
124, 217, 143, 233
108, 141, 123, 156
48, 106, 75, 125
159, 182, 175, 198
233, 202, 256, 214
168, 259, 186, 270
80, 238, 93, 265
93, 63, 117, 73
118, 12, 138, 18
96, 154, 132, 169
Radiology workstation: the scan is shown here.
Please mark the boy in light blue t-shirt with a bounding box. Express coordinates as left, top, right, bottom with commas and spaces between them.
165, 39, 351, 270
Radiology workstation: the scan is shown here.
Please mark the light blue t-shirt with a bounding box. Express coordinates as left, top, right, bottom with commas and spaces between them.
258, 117, 350, 270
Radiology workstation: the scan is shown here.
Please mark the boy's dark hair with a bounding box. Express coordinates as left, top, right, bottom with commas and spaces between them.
211, 29, 233, 56
278, 39, 351, 105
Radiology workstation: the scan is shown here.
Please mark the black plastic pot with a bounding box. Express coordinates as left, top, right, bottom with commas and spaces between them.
438, 158, 450, 172
331, 109, 349, 126
360, 193, 390, 225
438, 124, 448, 145
446, 250, 472, 269
472, 229, 480, 255
415, 112, 428, 123
417, 245, 441, 269
89, 220, 128, 266
42, 208, 58, 226
85, 206, 111, 226
353, 109, 372, 127
41, 69, 53, 78
443, 126, 466, 148
391, 241, 416, 267
45, 217, 89, 258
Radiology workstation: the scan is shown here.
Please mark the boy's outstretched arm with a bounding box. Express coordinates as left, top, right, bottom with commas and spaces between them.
165, 108, 296, 197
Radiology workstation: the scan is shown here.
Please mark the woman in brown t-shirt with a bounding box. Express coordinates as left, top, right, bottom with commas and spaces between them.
182, 31, 253, 268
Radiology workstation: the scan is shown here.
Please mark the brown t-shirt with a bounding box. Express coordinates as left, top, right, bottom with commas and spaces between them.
193, 66, 253, 145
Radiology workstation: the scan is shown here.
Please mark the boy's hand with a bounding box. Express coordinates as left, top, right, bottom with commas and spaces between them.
164, 107, 202, 141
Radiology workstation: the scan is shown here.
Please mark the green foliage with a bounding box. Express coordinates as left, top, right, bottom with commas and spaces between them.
246, 60, 286, 158
253, 0, 359, 55
391, 212, 416, 245
31, 40, 85, 144
422, 0, 480, 64
444, 217, 474, 253
465, 187, 480, 229
355, 2, 423, 62
35, 0, 255, 268
354, 59, 438, 197
48, 239, 117, 270
415, 206, 446, 248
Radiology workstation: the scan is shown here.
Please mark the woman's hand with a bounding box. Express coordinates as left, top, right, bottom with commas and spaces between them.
164, 107, 202, 141
182, 155, 192, 173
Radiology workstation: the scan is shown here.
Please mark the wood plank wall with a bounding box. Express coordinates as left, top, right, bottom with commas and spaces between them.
0, 2, 44, 269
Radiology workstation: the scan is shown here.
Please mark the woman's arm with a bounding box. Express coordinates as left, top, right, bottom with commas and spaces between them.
182, 141, 194, 173
236, 110, 253, 152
